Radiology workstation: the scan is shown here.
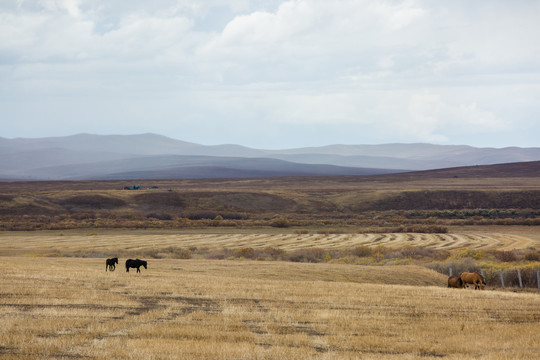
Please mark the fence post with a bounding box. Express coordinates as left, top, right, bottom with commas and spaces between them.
499, 269, 505, 288
517, 269, 523, 289
537, 271, 540, 292
449, 268, 453, 277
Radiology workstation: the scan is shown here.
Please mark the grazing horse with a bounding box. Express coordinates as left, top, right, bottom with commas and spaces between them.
125, 259, 147, 273
447, 276, 463, 288
106, 257, 118, 272
460, 271, 486, 290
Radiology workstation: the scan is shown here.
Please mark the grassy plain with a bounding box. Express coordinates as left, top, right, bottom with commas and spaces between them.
1, 256, 540, 360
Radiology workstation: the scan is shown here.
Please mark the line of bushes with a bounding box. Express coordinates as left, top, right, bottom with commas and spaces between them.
3, 210, 540, 231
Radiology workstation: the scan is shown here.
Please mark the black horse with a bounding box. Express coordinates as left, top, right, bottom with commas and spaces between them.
125, 259, 147, 273
106, 257, 118, 272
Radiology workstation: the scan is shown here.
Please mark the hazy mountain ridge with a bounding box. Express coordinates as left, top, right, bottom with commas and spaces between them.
1, 134, 539, 180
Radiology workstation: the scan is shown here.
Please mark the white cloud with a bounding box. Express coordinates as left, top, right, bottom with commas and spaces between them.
1, 1, 539, 147
39, 0, 82, 17
405, 91, 508, 142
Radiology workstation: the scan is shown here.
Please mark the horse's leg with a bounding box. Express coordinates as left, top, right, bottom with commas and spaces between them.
137, 267, 140, 273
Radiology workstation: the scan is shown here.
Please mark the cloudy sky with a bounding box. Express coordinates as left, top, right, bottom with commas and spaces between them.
1, 0, 539, 149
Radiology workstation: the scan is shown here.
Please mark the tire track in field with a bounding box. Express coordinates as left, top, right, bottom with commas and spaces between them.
63, 288, 222, 359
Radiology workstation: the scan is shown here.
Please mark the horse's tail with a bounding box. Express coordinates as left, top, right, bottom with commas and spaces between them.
458, 277, 463, 287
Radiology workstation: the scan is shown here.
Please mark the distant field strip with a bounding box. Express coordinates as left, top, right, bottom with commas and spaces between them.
0, 232, 536, 256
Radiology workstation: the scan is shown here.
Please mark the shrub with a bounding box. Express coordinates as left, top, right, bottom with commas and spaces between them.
206, 248, 233, 260
288, 248, 326, 263
270, 217, 290, 228
163, 246, 192, 259
353, 246, 372, 258
492, 250, 518, 262
261, 247, 286, 260
146, 213, 173, 220
524, 251, 540, 262
452, 248, 486, 260
234, 247, 256, 259
185, 211, 217, 220
401, 225, 448, 233
373, 245, 386, 262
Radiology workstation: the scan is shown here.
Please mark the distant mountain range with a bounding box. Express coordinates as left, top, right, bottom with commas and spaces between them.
1, 133, 539, 180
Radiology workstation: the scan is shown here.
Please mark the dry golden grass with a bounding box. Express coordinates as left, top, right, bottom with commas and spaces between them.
1, 256, 539, 359
0, 227, 537, 257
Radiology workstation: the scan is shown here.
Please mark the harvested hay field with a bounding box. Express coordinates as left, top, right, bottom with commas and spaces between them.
0, 229, 536, 257
1, 257, 539, 359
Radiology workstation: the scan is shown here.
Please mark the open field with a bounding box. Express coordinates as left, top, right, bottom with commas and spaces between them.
1, 256, 540, 359
0, 227, 539, 257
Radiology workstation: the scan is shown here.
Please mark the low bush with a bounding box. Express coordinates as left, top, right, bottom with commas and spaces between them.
451, 248, 486, 260
234, 247, 256, 259
524, 251, 540, 261
146, 213, 173, 220
491, 250, 518, 262
287, 248, 326, 263
270, 217, 290, 228
353, 246, 372, 258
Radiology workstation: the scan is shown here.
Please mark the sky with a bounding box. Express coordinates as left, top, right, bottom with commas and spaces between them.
1, 0, 539, 149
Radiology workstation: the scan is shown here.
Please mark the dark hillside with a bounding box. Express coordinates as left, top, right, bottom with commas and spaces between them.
396, 161, 540, 178
361, 190, 540, 211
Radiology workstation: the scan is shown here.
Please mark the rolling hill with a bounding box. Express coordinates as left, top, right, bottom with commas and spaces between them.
1, 133, 539, 180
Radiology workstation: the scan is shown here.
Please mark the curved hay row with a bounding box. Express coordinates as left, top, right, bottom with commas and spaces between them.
2, 231, 537, 256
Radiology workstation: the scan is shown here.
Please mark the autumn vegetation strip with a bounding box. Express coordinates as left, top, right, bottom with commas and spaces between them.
3, 211, 540, 231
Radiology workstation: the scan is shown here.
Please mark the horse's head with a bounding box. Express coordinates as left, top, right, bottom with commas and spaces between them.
113, 258, 118, 265
143, 261, 147, 269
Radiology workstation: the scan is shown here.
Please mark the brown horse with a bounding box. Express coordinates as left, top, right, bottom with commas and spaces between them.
447, 276, 463, 288
460, 271, 486, 290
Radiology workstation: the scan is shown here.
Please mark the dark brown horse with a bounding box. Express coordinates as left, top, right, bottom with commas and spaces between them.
460, 271, 486, 290
447, 276, 463, 288
125, 259, 147, 273
106, 257, 118, 272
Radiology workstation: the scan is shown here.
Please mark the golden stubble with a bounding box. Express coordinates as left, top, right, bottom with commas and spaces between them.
1, 257, 539, 359
0, 229, 537, 257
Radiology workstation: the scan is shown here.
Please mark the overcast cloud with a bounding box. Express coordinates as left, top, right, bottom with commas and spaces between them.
1, 0, 539, 148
